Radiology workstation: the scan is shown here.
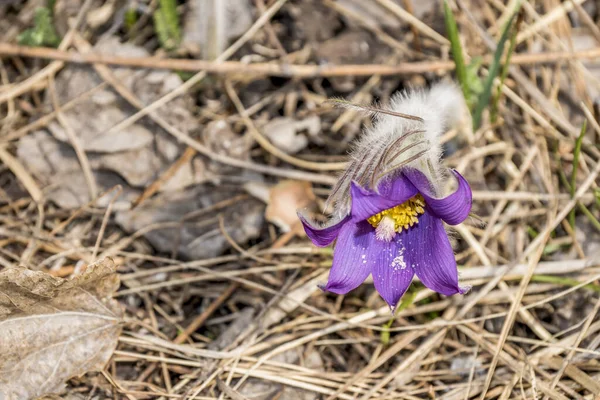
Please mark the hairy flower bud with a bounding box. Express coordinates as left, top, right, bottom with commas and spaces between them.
327, 82, 468, 220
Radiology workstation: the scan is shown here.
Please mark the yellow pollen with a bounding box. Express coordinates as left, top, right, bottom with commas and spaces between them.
367, 195, 425, 233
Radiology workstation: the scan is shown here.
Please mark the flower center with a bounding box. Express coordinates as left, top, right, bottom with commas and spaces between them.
367, 195, 425, 240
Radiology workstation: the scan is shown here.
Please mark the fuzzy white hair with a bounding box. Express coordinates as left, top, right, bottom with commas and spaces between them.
327, 82, 467, 219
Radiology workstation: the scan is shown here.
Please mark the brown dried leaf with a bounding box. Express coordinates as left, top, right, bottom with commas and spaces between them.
265, 180, 316, 232
262, 116, 320, 155
116, 185, 264, 259
0, 259, 123, 400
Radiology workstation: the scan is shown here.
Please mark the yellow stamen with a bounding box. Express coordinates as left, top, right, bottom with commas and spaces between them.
367, 195, 425, 233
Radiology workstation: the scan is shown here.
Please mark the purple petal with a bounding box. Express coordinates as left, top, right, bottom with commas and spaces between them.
321, 221, 374, 294
376, 173, 418, 202
298, 212, 351, 247
402, 210, 467, 296
371, 236, 415, 310
404, 169, 472, 225
350, 178, 417, 221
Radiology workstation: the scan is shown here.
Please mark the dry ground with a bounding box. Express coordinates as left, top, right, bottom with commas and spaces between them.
1, 0, 600, 399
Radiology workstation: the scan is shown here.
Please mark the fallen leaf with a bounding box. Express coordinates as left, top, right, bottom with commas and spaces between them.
262, 116, 321, 155
17, 37, 199, 209
201, 119, 251, 174
314, 30, 388, 92
116, 184, 265, 259
289, 0, 341, 43
0, 259, 123, 400
570, 32, 600, 100
208, 307, 254, 351
246, 180, 316, 232
48, 37, 196, 155
86, 1, 115, 29
239, 346, 323, 400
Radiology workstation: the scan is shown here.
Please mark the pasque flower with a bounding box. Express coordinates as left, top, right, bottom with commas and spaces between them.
299, 83, 472, 310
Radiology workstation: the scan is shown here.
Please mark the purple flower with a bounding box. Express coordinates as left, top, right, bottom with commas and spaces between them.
299, 168, 472, 310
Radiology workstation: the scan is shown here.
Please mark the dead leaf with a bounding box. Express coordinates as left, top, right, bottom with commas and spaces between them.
262, 116, 320, 155
247, 180, 316, 232
239, 346, 323, 400
217, 378, 250, 400
17, 37, 199, 209
201, 120, 251, 173
86, 1, 115, 29
314, 30, 388, 92
208, 307, 255, 351
570, 32, 600, 100
315, 31, 377, 65
290, 0, 341, 43
46, 37, 196, 155
0, 259, 123, 400
116, 184, 265, 259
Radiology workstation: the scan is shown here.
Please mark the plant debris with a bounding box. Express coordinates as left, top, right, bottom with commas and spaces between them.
1, 0, 600, 399
0, 259, 122, 399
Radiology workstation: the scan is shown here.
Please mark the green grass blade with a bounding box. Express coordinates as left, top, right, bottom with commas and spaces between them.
153, 0, 181, 50
532, 275, 600, 293
556, 139, 600, 233
160, 0, 181, 43
569, 120, 587, 227
443, 1, 469, 104
491, 10, 522, 123
577, 202, 600, 233
472, 11, 518, 130
125, 7, 138, 33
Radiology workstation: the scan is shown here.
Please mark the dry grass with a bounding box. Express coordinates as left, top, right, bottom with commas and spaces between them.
1, 0, 600, 399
